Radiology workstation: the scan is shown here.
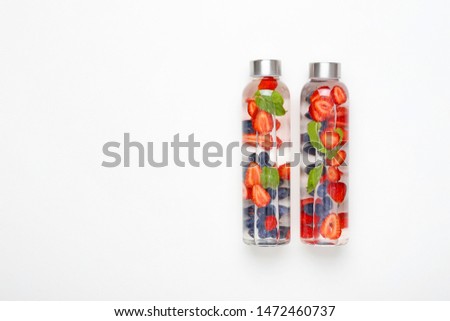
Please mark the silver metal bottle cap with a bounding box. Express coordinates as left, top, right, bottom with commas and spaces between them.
309, 62, 341, 79
250, 59, 281, 77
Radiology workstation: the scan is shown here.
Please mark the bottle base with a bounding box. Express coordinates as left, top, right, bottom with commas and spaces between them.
243, 238, 290, 247
301, 238, 349, 246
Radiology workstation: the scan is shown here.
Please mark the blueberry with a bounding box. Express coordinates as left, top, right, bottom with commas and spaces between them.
279, 179, 285, 186
266, 188, 277, 199
304, 203, 314, 215
242, 120, 255, 134
248, 228, 254, 238
303, 142, 316, 156
257, 152, 271, 167
245, 217, 254, 229
267, 228, 277, 238
257, 205, 276, 217
248, 153, 256, 163
279, 205, 290, 216
278, 187, 290, 200
300, 133, 310, 143
258, 229, 268, 239
323, 196, 333, 211
279, 226, 290, 238
315, 203, 329, 217
317, 184, 328, 198
243, 206, 254, 217
305, 112, 312, 120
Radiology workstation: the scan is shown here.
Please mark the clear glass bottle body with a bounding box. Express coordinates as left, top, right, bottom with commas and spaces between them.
300, 78, 349, 246
242, 76, 291, 246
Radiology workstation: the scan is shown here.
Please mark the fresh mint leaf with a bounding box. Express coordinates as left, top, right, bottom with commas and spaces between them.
307, 121, 327, 154
307, 163, 323, 194
260, 166, 280, 189
253, 90, 286, 116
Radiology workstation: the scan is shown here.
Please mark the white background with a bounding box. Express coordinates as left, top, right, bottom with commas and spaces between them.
1, 0, 450, 300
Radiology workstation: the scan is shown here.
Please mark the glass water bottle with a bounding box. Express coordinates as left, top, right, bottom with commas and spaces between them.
300, 62, 349, 246
242, 59, 291, 246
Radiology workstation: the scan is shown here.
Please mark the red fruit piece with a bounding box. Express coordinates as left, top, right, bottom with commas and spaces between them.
275, 119, 281, 130
320, 213, 342, 240
327, 106, 348, 128
338, 212, 348, 229
327, 150, 347, 166
301, 212, 321, 225
320, 128, 340, 149
258, 77, 278, 90
247, 99, 258, 118
265, 216, 277, 231
327, 166, 342, 182
252, 184, 271, 207
327, 182, 347, 203
331, 86, 347, 105
301, 198, 314, 208
242, 134, 274, 150
244, 162, 261, 188
253, 110, 274, 134
276, 136, 283, 149
309, 96, 334, 122
278, 163, 290, 180
243, 183, 252, 200
301, 224, 320, 239
310, 86, 331, 103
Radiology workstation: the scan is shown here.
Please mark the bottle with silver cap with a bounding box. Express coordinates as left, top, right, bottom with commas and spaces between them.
300, 62, 349, 246
242, 59, 291, 246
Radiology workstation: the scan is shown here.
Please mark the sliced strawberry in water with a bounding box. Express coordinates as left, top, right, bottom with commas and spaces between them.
301, 212, 321, 225
253, 110, 274, 134
326, 166, 342, 182
276, 136, 282, 149
310, 86, 331, 103
242, 133, 274, 150
300, 224, 313, 238
275, 119, 281, 130
243, 183, 252, 200
309, 96, 334, 122
327, 106, 348, 128
338, 212, 348, 229
252, 184, 271, 207
320, 213, 342, 240
258, 77, 278, 90
331, 86, 347, 105
327, 182, 347, 203
320, 128, 340, 149
247, 99, 258, 118
278, 163, 290, 180
327, 150, 346, 166
244, 162, 261, 188
265, 216, 277, 231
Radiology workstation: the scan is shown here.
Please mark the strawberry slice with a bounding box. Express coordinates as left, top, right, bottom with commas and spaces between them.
326, 166, 342, 182
278, 163, 290, 180
265, 216, 277, 231
327, 182, 347, 203
301, 224, 320, 239
252, 184, 271, 207
331, 86, 347, 105
310, 86, 331, 103
243, 183, 252, 200
244, 162, 261, 188
327, 106, 348, 128
320, 213, 341, 240
320, 128, 340, 149
258, 77, 278, 90
276, 136, 282, 149
275, 119, 281, 130
309, 96, 334, 122
243, 133, 274, 150
247, 99, 258, 118
338, 212, 348, 229
301, 212, 321, 225
327, 150, 346, 166
253, 110, 274, 134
